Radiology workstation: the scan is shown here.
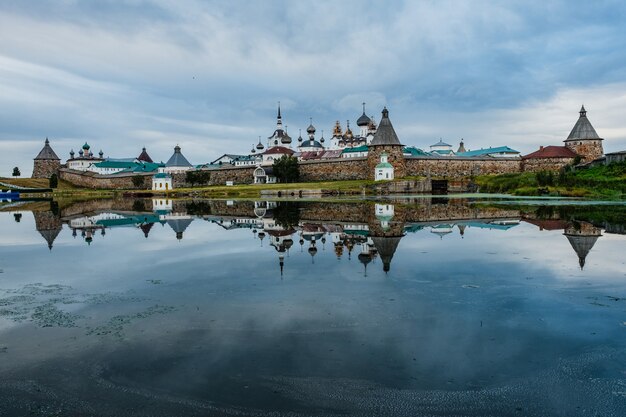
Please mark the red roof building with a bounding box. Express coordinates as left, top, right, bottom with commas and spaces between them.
522, 145, 577, 159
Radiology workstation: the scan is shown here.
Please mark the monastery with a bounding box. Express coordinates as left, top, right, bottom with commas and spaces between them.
32, 103, 614, 190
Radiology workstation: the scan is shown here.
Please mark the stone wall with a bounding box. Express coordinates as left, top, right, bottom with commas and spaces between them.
299, 158, 369, 181
206, 166, 257, 185
59, 168, 152, 189
405, 157, 521, 178
565, 140, 604, 162
32, 159, 61, 179
521, 157, 574, 172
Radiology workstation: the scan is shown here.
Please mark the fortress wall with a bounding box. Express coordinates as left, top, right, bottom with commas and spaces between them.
298, 158, 369, 181
59, 168, 151, 189
521, 157, 575, 172
405, 157, 521, 178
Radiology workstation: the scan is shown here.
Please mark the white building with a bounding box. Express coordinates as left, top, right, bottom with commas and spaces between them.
375, 152, 394, 181
254, 166, 278, 184
152, 173, 173, 191
430, 139, 455, 156
66, 142, 104, 171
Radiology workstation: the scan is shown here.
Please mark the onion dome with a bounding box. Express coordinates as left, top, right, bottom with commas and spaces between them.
282, 130, 292, 144
251, 145, 256, 154
298, 129, 303, 142
70, 149, 75, 158
99, 150, 104, 158
82, 142, 90, 151
320, 130, 325, 143
306, 118, 316, 134
332, 121, 343, 137
357, 102, 371, 126
368, 116, 377, 131
256, 137, 264, 150
344, 121, 353, 139
79, 149, 84, 156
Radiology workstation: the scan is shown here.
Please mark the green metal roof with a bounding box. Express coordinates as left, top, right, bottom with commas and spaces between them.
153, 172, 171, 179
376, 162, 393, 168
403, 146, 431, 156
457, 146, 520, 157
94, 160, 137, 169
342, 145, 369, 153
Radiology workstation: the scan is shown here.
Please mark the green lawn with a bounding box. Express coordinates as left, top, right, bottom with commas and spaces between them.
475, 161, 626, 199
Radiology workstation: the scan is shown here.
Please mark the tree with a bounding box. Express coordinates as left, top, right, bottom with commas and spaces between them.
272, 155, 300, 183
49, 173, 58, 189
12, 167, 20, 177
131, 175, 145, 188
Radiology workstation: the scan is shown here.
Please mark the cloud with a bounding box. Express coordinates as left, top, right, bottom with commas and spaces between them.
1, 0, 625, 175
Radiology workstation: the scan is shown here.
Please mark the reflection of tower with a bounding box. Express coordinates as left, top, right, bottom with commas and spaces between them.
369, 203, 405, 273
167, 218, 193, 240
358, 241, 373, 277
564, 222, 602, 270
457, 224, 466, 238
308, 241, 318, 264
33, 210, 63, 250
139, 222, 154, 238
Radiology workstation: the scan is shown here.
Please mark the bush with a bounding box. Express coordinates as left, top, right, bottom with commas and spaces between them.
536, 171, 554, 186
49, 173, 58, 189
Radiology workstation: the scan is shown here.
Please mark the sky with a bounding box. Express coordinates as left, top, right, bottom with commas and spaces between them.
1, 0, 625, 176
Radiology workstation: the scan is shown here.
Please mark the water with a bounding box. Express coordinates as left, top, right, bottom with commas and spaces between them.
1, 197, 625, 416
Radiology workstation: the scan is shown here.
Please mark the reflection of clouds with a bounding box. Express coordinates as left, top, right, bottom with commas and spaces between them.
1, 206, 626, 414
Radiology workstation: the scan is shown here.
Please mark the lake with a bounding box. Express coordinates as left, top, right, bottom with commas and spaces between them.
1, 196, 625, 416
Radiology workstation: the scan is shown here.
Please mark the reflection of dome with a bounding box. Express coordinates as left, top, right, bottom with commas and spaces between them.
358, 252, 372, 266
430, 224, 454, 239
284, 239, 294, 250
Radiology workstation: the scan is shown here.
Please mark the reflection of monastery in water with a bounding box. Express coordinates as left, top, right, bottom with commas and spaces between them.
4, 198, 619, 274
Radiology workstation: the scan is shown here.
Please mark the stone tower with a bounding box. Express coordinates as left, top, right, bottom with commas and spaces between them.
564, 106, 604, 162
367, 107, 405, 180
32, 137, 61, 179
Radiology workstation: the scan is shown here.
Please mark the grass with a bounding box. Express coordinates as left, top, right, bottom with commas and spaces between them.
475, 161, 626, 199
167, 179, 378, 198
0, 177, 77, 190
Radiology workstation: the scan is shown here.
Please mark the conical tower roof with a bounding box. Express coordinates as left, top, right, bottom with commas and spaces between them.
39, 228, 62, 250
371, 236, 402, 272
166, 145, 192, 167
137, 147, 153, 163
167, 218, 193, 240
564, 233, 600, 270
370, 107, 402, 146
34, 138, 60, 160
565, 106, 602, 141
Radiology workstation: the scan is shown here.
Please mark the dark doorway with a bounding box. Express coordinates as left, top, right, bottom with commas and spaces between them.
431, 179, 448, 194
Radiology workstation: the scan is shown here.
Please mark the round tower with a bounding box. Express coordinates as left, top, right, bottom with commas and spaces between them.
32, 137, 61, 179
564, 106, 604, 162
367, 107, 405, 180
